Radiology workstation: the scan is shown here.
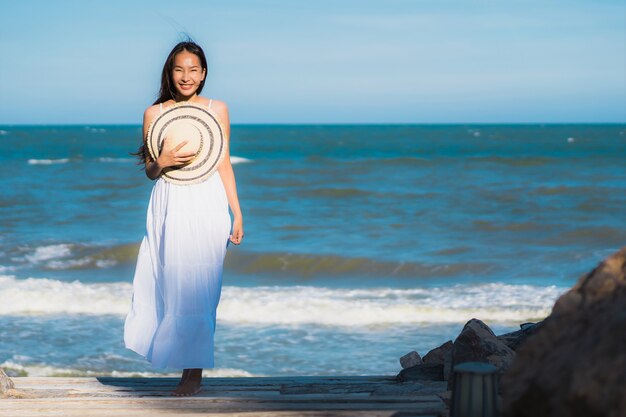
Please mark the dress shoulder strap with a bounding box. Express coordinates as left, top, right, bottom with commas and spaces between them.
159, 102, 163, 114
208, 99, 213, 109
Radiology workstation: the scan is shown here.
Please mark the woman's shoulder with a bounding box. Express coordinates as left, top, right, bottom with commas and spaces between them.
143, 103, 161, 120
144, 99, 176, 114
195, 96, 226, 111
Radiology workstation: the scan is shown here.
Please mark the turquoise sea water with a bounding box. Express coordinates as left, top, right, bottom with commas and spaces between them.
0, 124, 624, 377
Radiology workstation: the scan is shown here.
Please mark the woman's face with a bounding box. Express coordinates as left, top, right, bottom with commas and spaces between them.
171, 50, 206, 99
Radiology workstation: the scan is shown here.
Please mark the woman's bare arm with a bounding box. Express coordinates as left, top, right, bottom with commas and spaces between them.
214, 101, 244, 244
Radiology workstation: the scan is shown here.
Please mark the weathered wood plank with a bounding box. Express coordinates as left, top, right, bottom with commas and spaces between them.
1, 376, 447, 416
0, 409, 439, 417
0, 401, 444, 413
2, 394, 444, 403
14, 376, 391, 384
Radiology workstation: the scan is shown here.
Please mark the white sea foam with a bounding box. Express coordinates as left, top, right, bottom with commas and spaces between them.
19, 243, 121, 270
231, 156, 252, 164
219, 284, 562, 325
27, 158, 70, 165
0, 275, 565, 325
0, 130, 8, 135
0, 275, 129, 315
0, 359, 257, 378
95, 259, 117, 268
24, 244, 72, 263
45, 258, 92, 269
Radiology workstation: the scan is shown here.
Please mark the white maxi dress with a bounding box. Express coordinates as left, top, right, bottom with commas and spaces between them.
124, 100, 231, 370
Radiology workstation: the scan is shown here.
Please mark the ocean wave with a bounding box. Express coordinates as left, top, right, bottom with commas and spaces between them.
529, 185, 604, 196
298, 187, 373, 198
471, 220, 548, 233
27, 158, 70, 165
18, 242, 495, 278
334, 155, 555, 167
224, 250, 498, 278
230, 156, 252, 164
470, 156, 556, 167
542, 226, 626, 246
0, 359, 257, 378
17, 242, 138, 270
372, 155, 556, 167
218, 284, 562, 326
0, 275, 564, 325
364, 156, 432, 167
24, 244, 73, 263
0, 275, 130, 316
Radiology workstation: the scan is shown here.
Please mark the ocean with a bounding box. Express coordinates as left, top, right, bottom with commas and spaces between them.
1, 124, 624, 378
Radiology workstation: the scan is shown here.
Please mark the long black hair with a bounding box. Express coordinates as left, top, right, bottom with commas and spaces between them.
130, 40, 209, 167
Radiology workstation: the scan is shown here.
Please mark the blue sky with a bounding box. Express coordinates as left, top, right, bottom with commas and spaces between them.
1, 0, 624, 124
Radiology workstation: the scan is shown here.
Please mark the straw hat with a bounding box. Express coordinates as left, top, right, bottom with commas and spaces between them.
146, 101, 226, 185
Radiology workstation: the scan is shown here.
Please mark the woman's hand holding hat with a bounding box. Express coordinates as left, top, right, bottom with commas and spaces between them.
157, 136, 197, 168
146, 102, 225, 185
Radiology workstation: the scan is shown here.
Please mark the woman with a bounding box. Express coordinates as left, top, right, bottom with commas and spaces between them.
124, 40, 244, 397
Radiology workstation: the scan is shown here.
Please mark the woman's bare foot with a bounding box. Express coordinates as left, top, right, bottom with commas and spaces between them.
175, 369, 191, 387
171, 368, 202, 396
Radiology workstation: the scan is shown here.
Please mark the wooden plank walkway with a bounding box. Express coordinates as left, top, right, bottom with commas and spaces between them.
1, 375, 448, 416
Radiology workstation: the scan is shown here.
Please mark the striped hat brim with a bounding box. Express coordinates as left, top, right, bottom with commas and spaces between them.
146, 101, 226, 185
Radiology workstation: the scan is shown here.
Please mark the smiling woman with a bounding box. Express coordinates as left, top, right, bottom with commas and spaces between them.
130, 41, 208, 163
124, 39, 244, 397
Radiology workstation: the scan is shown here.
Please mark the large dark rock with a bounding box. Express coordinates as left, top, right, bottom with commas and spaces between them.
399, 350, 423, 369
423, 340, 455, 382
447, 318, 516, 385
502, 247, 626, 417
497, 321, 543, 351
396, 363, 444, 382
423, 340, 453, 365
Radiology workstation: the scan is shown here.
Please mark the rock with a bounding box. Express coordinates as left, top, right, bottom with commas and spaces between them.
396, 363, 444, 382
496, 321, 544, 351
423, 340, 454, 381
443, 347, 453, 381
502, 247, 626, 417
447, 318, 516, 385
0, 367, 15, 394
423, 340, 453, 365
399, 351, 422, 369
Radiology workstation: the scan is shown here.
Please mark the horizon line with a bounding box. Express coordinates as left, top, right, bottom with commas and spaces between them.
2, 121, 625, 127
